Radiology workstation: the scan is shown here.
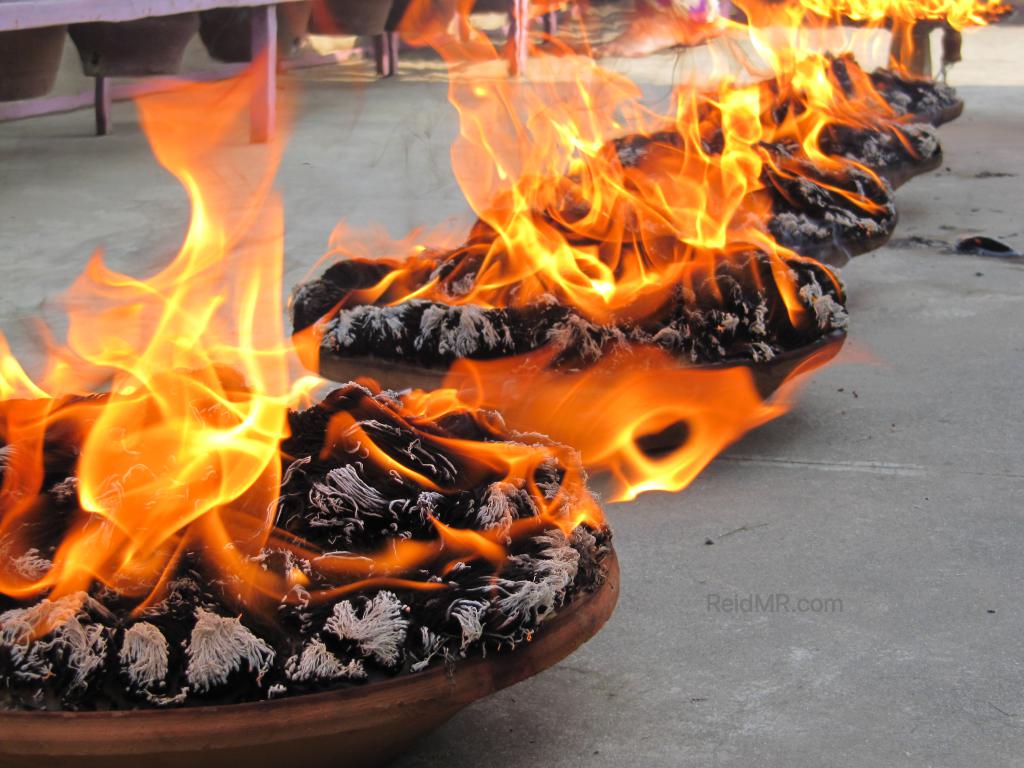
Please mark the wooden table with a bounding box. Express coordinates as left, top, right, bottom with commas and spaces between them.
0, 0, 312, 141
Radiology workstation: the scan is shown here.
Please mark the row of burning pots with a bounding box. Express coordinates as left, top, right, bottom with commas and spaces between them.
0, 74, 960, 768
0, 16, 973, 768
0, 0, 451, 103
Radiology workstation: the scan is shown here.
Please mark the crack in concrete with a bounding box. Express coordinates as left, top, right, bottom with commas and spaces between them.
720, 455, 1024, 482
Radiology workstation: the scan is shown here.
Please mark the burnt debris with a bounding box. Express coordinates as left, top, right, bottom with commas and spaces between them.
816, 120, 941, 190
869, 66, 964, 127
825, 52, 964, 127
760, 142, 899, 262
293, 250, 847, 371
0, 384, 611, 710
611, 131, 900, 264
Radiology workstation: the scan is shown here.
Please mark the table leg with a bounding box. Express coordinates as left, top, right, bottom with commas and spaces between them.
889, 20, 932, 78
387, 30, 399, 77
542, 10, 558, 36
373, 33, 389, 76
250, 5, 278, 143
509, 0, 529, 76
94, 76, 111, 136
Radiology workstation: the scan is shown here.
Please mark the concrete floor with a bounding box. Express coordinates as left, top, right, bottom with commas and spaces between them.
1, 20, 1023, 768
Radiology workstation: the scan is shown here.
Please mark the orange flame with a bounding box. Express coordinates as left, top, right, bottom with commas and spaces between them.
788, 0, 1010, 28
0, 66, 317, 609
310, 16, 859, 339
403, 338, 843, 502
285, 3, 876, 505
731, 0, 1008, 83
0, 64, 603, 619
286, 3, 907, 507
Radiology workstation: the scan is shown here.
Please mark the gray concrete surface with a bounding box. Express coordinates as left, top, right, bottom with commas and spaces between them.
1, 21, 1023, 768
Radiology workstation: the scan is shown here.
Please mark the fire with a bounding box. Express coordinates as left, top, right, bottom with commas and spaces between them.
721, 0, 1009, 84
281, 1, 885, 505
380, 0, 986, 297
0, 67, 313, 609
790, 0, 1010, 28
0, 65, 602, 620
294, 0, 985, 507
313, 0, 982, 339
7, 0, 977, 618
313, 19, 849, 335
403, 338, 843, 502
270, 380, 605, 606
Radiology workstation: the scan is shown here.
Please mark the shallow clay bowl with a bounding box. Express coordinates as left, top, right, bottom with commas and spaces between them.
320, 330, 847, 403
880, 150, 944, 191
0, 553, 618, 768
927, 99, 964, 128
799, 224, 895, 267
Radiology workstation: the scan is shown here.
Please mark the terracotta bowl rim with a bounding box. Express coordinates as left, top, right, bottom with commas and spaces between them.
0, 550, 620, 726
318, 328, 849, 389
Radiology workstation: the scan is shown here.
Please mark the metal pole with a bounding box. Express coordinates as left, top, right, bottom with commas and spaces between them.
94, 76, 111, 135
542, 9, 557, 36
250, 4, 278, 143
510, 0, 529, 76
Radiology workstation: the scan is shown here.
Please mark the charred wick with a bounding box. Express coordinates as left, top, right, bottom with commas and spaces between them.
293, 59, 956, 380
297, 252, 847, 372
0, 44, 970, 720
0, 384, 611, 711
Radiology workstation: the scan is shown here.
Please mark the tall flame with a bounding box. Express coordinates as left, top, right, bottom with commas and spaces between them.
0, 64, 608, 616
315, 17, 853, 335
298, 1, 938, 503
0, 66, 320, 608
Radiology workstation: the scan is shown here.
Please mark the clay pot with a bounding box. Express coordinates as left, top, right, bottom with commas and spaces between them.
0, 26, 67, 102
317, 330, 848, 410
309, 0, 395, 36
0, 551, 619, 768
68, 13, 198, 77
199, 3, 313, 63
279, 1, 315, 53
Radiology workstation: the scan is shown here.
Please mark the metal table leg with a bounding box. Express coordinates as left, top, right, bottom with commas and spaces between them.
373, 33, 389, 76
250, 4, 277, 143
889, 20, 933, 78
94, 76, 111, 136
386, 30, 399, 77
509, 0, 529, 76
542, 10, 558, 36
